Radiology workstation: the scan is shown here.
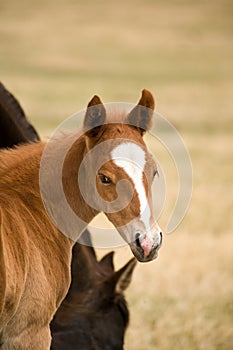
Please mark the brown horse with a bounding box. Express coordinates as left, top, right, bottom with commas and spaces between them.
50, 231, 136, 350
0, 89, 162, 348
0, 83, 136, 349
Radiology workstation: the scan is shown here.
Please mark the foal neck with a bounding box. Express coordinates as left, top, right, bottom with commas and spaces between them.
39, 131, 99, 242
62, 134, 99, 222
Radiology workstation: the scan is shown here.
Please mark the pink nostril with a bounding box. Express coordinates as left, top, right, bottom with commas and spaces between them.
140, 236, 154, 257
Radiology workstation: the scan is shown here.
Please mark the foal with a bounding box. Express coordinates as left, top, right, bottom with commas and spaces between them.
0, 89, 162, 348
0, 83, 135, 349
51, 231, 136, 350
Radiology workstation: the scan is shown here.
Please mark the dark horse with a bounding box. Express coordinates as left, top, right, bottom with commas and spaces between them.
0, 82, 137, 349
50, 231, 136, 350
0, 82, 39, 147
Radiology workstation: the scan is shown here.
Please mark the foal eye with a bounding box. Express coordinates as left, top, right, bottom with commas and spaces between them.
153, 169, 158, 178
99, 173, 112, 185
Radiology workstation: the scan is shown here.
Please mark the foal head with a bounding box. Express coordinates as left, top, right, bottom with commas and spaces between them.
81, 89, 162, 262
50, 231, 136, 350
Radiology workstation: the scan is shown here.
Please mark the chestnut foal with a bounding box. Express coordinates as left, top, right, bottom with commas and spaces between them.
0, 82, 136, 350
0, 88, 161, 348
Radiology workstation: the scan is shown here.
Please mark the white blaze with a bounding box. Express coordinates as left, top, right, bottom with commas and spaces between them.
111, 142, 151, 231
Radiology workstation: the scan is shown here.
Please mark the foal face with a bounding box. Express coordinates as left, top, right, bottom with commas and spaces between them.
96, 134, 162, 262
83, 90, 162, 262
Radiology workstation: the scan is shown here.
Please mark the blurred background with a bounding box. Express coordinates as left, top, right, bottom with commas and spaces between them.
1, 0, 232, 349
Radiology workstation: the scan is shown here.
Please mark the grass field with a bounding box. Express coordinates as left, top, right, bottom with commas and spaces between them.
1, 0, 232, 349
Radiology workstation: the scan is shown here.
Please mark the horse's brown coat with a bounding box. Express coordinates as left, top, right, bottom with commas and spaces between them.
0, 143, 72, 348
0, 89, 160, 348
0, 82, 134, 349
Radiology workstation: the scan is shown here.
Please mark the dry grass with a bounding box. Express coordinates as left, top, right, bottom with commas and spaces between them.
0, 0, 232, 348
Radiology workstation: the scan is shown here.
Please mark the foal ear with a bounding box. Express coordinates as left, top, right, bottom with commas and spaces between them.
83, 95, 106, 137
78, 229, 97, 261
99, 251, 115, 275
103, 258, 137, 294
127, 89, 155, 134
115, 258, 137, 293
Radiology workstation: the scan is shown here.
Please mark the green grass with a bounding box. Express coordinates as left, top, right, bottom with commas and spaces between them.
0, 0, 233, 348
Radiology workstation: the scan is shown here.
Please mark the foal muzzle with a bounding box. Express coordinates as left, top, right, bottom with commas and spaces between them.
130, 231, 163, 262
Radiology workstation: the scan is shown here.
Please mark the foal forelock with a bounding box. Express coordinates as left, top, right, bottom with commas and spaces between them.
111, 142, 151, 232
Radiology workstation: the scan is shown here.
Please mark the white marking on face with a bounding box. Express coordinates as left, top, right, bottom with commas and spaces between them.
111, 142, 151, 231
